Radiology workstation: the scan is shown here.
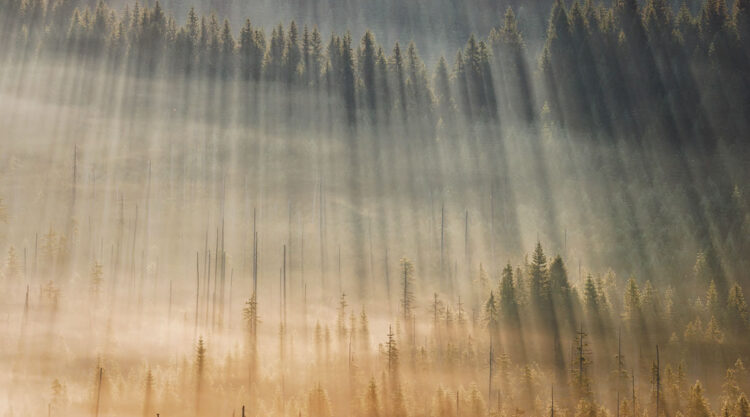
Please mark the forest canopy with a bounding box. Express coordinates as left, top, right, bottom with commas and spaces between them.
1, 0, 749, 140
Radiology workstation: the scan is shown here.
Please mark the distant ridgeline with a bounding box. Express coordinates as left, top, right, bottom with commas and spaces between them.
1, 0, 749, 141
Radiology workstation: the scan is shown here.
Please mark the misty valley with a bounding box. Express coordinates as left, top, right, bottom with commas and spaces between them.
0, 0, 749, 416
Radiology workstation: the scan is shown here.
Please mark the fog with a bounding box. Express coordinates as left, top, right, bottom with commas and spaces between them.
1, 1, 750, 416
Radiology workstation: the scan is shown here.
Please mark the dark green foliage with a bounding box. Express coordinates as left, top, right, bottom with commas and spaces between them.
529, 242, 550, 311
2, 0, 749, 140
499, 263, 519, 327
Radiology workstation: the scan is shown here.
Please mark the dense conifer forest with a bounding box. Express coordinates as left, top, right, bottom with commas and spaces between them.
0, 0, 749, 415
2, 0, 749, 138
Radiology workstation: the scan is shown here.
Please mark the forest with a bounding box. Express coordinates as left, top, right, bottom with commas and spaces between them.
1, 0, 749, 139
0, 0, 749, 415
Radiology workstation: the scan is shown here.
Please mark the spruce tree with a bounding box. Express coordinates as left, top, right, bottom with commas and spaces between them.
285, 21, 301, 83
219, 19, 234, 79
195, 336, 207, 414
399, 257, 415, 322
529, 242, 550, 312
687, 381, 712, 417
340, 32, 357, 125
433, 56, 453, 122
499, 263, 519, 327
390, 42, 408, 122
360, 31, 378, 116
727, 283, 749, 334
308, 384, 333, 417
364, 378, 380, 417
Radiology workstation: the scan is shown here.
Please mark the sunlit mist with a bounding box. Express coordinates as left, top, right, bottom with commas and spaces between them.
0, 0, 749, 416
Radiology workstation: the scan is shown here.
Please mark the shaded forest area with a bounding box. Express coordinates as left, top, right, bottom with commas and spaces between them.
1, 0, 749, 139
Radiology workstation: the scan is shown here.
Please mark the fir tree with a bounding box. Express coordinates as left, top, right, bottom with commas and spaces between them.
727, 284, 749, 334
499, 263, 519, 327
364, 378, 380, 417
687, 381, 712, 417
529, 242, 550, 311
308, 384, 333, 417
399, 257, 415, 323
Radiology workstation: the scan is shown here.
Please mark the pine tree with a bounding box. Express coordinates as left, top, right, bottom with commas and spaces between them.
309, 26, 323, 86
727, 283, 749, 334
721, 359, 744, 403
737, 394, 750, 417
677, 3, 700, 51
308, 384, 333, 417
616, 0, 644, 41
705, 316, 724, 343
238, 19, 254, 81
375, 46, 391, 122
484, 291, 499, 335
624, 277, 641, 323
453, 50, 470, 118
360, 306, 371, 353
405, 41, 432, 118
700, 0, 729, 40
360, 30, 378, 116
385, 325, 399, 376
142, 368, 153, 417
399, 258, 415, 322
219, 19, 234, 79
734, 0, 750, 41
186, 7, 199, 44
364, 378, 380, 417
433, 56, 453, 122
466, 384, 486, 417
431, 387, 454, 417
584, 275, 599, 313
251, 26, 266, 81
337, 292, 348, 342
391, 383, 408, 417
340, 31, 357, 125
390, 42, 408, 122
499, 263, 519, 327
529, 242, 550, 311
205, 14, 220, 77
139, 1, 166, 72
572, 326, 592, 398
265, 23, 285, 81
285, 20, 301, 83
195, 336, 207, 413
243, 292, 259, 381
687, 381, 712, 417
641, 280, 660, 321
549, 255, 570, 296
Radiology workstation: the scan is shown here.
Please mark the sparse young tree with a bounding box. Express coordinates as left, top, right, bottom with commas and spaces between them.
142, 368, 153, 417
363, 378, 380, 417
308, 384, 333, 417
195, 336, 207, 413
